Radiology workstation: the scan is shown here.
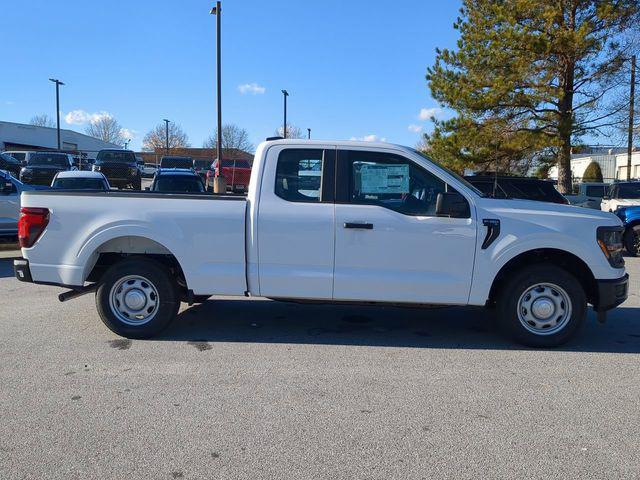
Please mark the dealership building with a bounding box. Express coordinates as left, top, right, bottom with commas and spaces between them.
548, 146, 640, 183
0, 120, 120, 158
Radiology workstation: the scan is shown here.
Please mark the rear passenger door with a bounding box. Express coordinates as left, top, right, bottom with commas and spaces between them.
256, 147, 336, 299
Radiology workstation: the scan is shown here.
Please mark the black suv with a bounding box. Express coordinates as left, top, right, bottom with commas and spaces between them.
19, 151, 74, 185
465, 175, 569, 205
93, 149, 141, 189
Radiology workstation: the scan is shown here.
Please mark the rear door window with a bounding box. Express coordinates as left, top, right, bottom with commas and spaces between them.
585, 185, 606, 198
275, 149, 325, 202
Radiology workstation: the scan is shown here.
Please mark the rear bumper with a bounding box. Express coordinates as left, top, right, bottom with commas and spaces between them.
594, 274, 629, 311
13, 258, 33, 283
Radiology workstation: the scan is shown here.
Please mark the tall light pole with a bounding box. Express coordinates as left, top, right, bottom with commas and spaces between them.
210, 2, 226, 193
627, 55, 636, 181
307, 128, 311, 140
49, 78, 64, 150
163, 119, 170, 154
124, 139, 131, 150
281, 90, 289, 138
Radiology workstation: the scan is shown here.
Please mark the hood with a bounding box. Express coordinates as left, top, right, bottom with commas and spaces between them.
24, 165, 66, 171
477, 196, 621, 226
612, 199, 640, 207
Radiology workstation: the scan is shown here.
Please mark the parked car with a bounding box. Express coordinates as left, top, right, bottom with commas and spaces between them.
564, 182, 608, 210
92, 149, 141, 190
160, 156, 193, 169
19, 151, 76, 186
0, 170, 47, 238
2, 150, 33, 166
141, 163, 158, 178
14, 139, 628, 348
192, 159, 211, 182
465, 175, 569, 204
136, 157, 145, 175
613, 205, 640, 256
0, 153, 22, 178
51, 171, 110, 190
206, 158, 252, 193
149, 169, 205, 193
601, 181, 640, 212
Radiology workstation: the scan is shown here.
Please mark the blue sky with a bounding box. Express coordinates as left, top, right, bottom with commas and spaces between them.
1, 0, 461, 151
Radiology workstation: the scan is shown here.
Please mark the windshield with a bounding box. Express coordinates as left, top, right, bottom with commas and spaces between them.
193, 160, 210, 169
161, 157, 192, 168
153, 176, 204, 193
6, 152, 26, 162
96, 151, 136, 163
501, 179, 567, 204
617, 183, 640, 199
28, 153, 69, 167
410, 149, 485, 196
217, 159, 251, 168
52, 178, 107, 189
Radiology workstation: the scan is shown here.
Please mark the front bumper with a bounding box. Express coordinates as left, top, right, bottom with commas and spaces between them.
594, 274, 629, 311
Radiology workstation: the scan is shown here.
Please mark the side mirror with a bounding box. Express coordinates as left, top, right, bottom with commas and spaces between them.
144, 187, 150, 191
436, 192, 470, 218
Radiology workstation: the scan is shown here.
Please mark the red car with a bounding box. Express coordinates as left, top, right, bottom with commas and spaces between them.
206, 158, 252, 193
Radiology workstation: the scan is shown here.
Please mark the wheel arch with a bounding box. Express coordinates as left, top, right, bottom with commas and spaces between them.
487, 248, 598, 307
82, 235, 187, 289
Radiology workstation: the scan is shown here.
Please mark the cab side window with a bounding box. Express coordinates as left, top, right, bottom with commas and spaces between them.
343, 150, 459, 216
275, 149, 324, 203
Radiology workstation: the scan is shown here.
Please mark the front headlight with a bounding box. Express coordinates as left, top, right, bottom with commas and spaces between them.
92, 165, 101, 172
597, 226, 624, 268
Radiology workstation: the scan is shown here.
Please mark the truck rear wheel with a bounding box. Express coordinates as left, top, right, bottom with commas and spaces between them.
96, 258, 180, 339
623, 226, 640, 257
496, 264, 586, 347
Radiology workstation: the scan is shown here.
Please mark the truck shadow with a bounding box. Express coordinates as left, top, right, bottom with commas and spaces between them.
159, 298, 640, 353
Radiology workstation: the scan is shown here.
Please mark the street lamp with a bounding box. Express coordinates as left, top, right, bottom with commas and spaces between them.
124, 139, 131, 149
49, 78, 64, 150
210, 2, 226, 194
307, 128, 311, 140
163, 119, 170, 154
281, 90, 289, 138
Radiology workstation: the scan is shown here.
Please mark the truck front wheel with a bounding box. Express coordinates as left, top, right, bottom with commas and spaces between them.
96, 258, 180, 339
496, 264, 586, 347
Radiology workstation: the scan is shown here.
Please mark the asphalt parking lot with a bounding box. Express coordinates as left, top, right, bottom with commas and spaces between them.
1, 254, 639, 479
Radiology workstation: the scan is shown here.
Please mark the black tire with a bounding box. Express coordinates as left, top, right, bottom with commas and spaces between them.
496, 264, 586, 347
623, 225, 640, 257
96, 258, 180, 339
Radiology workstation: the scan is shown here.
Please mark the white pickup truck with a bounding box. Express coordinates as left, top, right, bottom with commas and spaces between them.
14, 140, 629, 347
600, 181, 640, 212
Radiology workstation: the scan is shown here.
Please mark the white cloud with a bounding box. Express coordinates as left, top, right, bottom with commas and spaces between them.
418, 107, 442, 121
350, 134, 387, 142
238, 83, 266, 95
408, 124, 423, 133
120, 128, 137, 140
64, 109, 113, 125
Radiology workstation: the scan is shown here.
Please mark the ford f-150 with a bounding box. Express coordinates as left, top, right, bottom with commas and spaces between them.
13, 140, 629, 347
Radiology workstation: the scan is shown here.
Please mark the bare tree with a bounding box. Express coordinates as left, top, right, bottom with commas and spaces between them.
29, 114, 55, 128
275, 124, 303, 139
203, 124, 254, 155
142, 123, 190, 151
86, 116, 125, 145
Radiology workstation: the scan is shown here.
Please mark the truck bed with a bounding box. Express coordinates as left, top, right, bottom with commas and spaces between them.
20, 190, 248, 295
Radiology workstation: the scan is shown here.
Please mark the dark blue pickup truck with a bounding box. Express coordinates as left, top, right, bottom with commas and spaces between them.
615, 206, 640, 256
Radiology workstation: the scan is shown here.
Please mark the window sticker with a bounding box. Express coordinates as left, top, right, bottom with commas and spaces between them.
359, 164, 410, 194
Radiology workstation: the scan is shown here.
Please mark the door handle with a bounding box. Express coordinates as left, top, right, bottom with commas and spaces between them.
344, 222, 373, 230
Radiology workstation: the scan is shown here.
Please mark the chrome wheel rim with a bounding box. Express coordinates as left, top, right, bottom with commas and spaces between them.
109, 275, 159, 326
517, 283, 572, 336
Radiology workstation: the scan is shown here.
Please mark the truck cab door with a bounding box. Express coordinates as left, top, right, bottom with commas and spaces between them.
332, 149, 477, 304
255, 146, 336, 299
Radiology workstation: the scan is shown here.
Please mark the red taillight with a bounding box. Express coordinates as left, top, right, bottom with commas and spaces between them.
18, 207, 49, 248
